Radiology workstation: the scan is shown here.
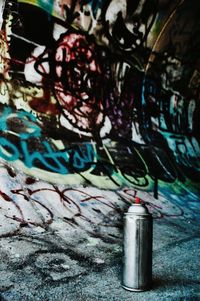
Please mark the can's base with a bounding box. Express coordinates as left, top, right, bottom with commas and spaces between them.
122, 285, 150, 292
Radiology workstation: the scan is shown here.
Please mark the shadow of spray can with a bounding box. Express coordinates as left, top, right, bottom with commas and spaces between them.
122, 197, 153, 291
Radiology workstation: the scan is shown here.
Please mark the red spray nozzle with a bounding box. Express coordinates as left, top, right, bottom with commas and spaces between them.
135, 197, 141, 204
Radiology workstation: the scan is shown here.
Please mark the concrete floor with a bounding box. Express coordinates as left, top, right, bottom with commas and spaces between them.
0, 179, 199, 301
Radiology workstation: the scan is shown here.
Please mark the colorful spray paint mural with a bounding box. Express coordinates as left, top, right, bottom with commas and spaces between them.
0, 0, 199, 198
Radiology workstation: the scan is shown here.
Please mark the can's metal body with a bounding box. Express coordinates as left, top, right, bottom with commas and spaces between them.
122, 203, 153, 291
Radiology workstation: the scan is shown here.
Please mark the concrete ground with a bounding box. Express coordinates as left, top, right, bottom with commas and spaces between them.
0, 168, 199, 301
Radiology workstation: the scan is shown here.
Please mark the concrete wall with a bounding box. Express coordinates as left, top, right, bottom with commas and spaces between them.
0, 0, 199, 236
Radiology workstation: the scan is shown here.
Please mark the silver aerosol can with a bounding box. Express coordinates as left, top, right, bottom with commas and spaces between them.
122, 197, 153, 291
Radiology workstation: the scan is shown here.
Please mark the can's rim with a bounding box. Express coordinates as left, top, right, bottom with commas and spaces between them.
121, 284, 151, 292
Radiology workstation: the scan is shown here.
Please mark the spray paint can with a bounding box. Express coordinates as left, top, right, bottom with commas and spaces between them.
122, 197, 153, 291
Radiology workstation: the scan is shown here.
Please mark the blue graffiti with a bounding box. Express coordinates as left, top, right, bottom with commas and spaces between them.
0, 107, 12, 132
0, 137, 19, 161
0, 106, 96, 174
0, 137, 96, 174
84, 0, 105, 18
0, 107, 41, 139
21, 140, 69, 174
38, 0, 54, 16
17, 110, 41, 139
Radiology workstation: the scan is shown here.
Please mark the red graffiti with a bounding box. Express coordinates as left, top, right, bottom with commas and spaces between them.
54, 32, 104, 131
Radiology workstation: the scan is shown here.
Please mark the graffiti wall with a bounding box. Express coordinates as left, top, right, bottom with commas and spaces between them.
0, 0, 199, 199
